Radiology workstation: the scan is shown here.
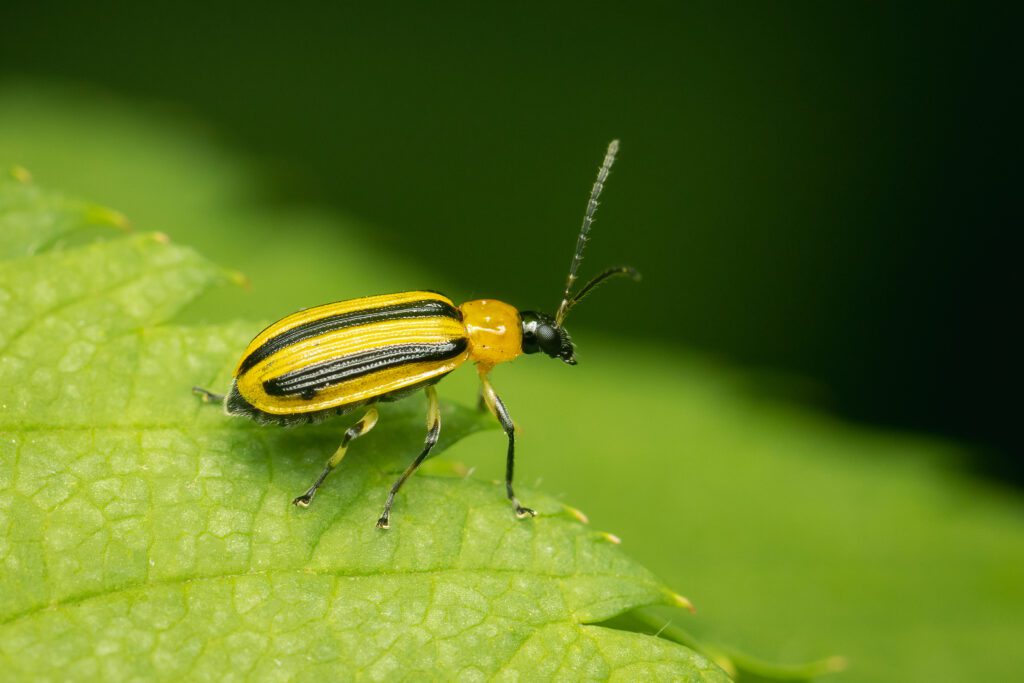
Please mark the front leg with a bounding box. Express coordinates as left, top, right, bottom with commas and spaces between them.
478, 370, 536, 519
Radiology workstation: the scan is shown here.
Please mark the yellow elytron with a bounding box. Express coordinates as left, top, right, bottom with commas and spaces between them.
194, 140, 638, 528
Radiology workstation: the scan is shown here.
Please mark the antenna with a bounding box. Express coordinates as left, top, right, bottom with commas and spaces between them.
564, 266, 641, 313
555, 140, 621, 325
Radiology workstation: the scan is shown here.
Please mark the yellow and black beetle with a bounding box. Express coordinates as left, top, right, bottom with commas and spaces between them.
194, 140, 638, 528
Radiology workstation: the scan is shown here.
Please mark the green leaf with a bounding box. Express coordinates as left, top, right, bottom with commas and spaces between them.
7, 85, 1024, 683
0, 168, 129, 260
0, 177, 727, 680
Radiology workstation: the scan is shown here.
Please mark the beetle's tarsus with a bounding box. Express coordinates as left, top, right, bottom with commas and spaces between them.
292, 494, 314, 508
376, 515, 390, 529
515, 504, 537, 519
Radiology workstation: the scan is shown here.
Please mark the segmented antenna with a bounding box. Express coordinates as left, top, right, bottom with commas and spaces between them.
555, 140, 619, 325
564, 265, 641, 312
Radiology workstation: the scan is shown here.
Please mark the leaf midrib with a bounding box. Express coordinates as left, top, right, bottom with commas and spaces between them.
0, 566, 667, 629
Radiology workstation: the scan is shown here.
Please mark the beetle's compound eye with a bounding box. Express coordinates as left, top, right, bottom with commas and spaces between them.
519, 311, 544, 355
520, 311, 568, 360
536, 324, 561, 356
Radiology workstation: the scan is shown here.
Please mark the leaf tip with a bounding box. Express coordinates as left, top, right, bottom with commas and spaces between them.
712, 654, 738, 678
10, 165, 33, 183
668, 591, 696, 613
227, 268, 251, 289
84, 204, 132, 230
563, 504, 589, 524
825, 656, 849, 673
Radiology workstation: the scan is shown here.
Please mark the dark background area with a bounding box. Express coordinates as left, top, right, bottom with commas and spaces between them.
0, 3, 1015, 470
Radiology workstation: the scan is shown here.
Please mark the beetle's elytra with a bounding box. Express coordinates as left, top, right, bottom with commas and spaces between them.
194, 140, 638, 528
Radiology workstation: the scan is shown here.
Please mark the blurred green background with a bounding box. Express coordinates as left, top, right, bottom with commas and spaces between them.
1, 3, 1020, 682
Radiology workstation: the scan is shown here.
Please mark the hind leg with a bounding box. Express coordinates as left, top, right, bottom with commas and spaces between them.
192, 386, 225, 404
292, 405, 380, 507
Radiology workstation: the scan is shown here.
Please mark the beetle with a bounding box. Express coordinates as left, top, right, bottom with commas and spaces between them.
193, 140, 638, 528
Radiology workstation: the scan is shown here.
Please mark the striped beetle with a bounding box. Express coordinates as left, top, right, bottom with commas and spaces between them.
194, 140, 638, 528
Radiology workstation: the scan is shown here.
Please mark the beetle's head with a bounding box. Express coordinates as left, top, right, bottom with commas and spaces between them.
519, 311, 576, 365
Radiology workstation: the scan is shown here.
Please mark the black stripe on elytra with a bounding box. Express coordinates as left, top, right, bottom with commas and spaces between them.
263, 338, 468, 398
238, 298, 461, 375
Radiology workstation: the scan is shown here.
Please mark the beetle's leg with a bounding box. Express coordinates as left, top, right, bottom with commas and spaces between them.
376, 386, 441, 529
293, 405, 379, 508
479, 370, 536, 519
192, 386, 225, 404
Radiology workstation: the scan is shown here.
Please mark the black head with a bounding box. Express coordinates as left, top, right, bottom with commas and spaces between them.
520, 311, 576, 365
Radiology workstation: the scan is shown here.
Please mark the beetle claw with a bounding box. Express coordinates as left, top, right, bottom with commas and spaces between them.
515, 505, 537, 519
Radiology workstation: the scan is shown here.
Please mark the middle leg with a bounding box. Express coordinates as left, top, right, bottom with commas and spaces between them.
376, 385, 441, 529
